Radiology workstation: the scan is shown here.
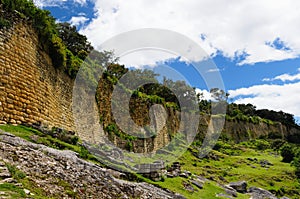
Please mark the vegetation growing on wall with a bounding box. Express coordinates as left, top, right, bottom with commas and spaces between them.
0, 0, 108, 78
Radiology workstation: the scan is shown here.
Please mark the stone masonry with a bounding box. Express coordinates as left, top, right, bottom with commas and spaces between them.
0, 21, 74, 131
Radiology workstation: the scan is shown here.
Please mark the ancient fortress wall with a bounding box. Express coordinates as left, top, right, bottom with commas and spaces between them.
0, 21, 298, 147
0, 22, 75, 131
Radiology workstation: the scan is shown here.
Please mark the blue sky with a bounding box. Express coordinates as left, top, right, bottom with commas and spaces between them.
34, 0, 300, 121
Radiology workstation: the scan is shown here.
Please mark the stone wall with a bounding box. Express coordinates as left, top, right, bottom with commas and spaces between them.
0, 22, 74, 131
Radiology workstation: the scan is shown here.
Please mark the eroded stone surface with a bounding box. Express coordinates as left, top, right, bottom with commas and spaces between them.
0, 132, 184, 199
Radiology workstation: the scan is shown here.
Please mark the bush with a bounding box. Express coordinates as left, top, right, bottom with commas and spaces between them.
280, 144, 295, 163
79, 146, 89, 159
0, 17, 11, 28
125, 141, 133, 152
292, 149, 300, 179
271, 139, 286, 151
254, 139, 270, 151
49, 35, 67, 68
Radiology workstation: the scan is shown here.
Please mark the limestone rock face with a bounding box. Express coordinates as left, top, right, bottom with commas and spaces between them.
0, 130, 184, 199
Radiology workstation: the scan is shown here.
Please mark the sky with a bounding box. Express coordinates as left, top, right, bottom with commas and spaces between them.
33, 0, 300, 122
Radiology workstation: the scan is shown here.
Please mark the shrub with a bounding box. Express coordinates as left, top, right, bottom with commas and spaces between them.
49, 35, 67, 68
0, 17, 11, 28
292, 148, 300, 179
254, 139, 270, 151
280, 144, 295, 163
125, 141, 133, 152
271, 139, 286, 151
79, 146, 89, 159
70, 136, 79, 145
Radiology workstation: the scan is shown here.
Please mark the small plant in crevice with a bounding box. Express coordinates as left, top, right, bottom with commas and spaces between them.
6, 163, 26, 180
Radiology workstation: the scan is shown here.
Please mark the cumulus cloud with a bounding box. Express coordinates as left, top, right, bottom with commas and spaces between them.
69, 16, 89, 27
80, 0, 300, 67
228, 82, 300, 117
195, 88, 214, 101
263, 69, 300, 82
118, 49, 176, 69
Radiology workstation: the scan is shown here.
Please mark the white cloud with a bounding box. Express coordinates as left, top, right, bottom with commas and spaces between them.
118, 49, 176, 69
206, 68, 221, 73
195, 88, 214, 101
80, 0, 300, 67
228, 82, 300, 117
263, 69, 300, 82
69, 16, 89, 27
33, 0, 84, 8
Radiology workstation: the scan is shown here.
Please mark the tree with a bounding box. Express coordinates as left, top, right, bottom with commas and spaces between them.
255, 109, 296, 126
57, 22, 93, 59
210, 88, 229, 102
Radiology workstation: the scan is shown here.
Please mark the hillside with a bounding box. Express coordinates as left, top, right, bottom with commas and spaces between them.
0, 124, 299, 198
0, 1, 300, 199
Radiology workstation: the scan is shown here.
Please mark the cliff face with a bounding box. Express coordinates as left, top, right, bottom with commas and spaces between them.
199, 116, 300, 143
224, 120, 286, 141
0, 21, 74, 131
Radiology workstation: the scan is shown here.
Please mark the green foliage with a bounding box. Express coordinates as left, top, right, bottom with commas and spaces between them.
49, 34, 67, 68
79, 145, 89, 159
225, 102, 298, 129
57, 22, 93, 59
291, 148, 300, 179
125, 141, 133, 152
270, 139, 286, 151
0, 183, 26, 198
65, 49, 82, 78
0, 125, 100, 164
254, 139, 271, 151
1, 0, 64, 66
0, 17, 11, 28
213, 141, 242, 156
256, 109, 296, 127
280, 143, 295, 163
105, 123, 138, 142
0, 0, 112, 79
70, 135, 79, 145
6, 163, 26, 180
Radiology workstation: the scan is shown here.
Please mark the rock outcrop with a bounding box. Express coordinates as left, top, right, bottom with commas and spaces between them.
0, 130, 184, 199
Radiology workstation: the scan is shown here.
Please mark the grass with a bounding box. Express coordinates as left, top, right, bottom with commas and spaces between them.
0, 125, 99, 163
0, 124, 299, 198
6, 163, 26, 180
0, 183, 26, 198
178, 143, 300, 199
155, 177, 225, 199
0, 124, 103, 198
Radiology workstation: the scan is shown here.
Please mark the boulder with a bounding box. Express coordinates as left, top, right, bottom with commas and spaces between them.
216, 193, 234, 199
259, 159, 273, 167
190, 180, 203, 189
228, 181, 247, 193
183, 182, 194, 192
248, 187, 277, 199
223, 185, 238, 197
